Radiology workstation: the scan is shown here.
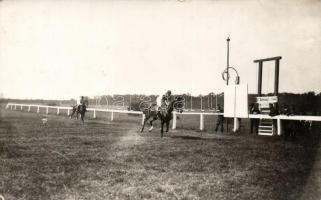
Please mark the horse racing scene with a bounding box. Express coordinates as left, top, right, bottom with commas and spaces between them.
0, 0, 321, 200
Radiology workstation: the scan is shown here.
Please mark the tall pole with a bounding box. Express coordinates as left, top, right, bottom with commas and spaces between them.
226, 37, 230, 85
274, 59, 280, 96
226, 37, 230, 132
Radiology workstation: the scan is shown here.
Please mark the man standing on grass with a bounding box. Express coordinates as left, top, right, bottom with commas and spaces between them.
215, 104, 224, 133
250, 103, 260, 134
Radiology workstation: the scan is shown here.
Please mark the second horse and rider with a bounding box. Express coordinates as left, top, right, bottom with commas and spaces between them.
69, 96, 88, 122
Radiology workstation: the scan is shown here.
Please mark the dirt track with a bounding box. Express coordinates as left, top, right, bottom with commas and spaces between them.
0, 109, 320, 200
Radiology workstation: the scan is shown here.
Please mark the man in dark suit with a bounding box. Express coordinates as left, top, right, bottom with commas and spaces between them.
215, 104, 224, 133
250, 103, 260, 134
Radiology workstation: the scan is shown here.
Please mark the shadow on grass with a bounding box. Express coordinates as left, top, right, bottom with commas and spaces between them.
170, 135, 204, 140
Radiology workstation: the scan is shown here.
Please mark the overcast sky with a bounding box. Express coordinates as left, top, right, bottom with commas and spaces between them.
0, 0, 320, 99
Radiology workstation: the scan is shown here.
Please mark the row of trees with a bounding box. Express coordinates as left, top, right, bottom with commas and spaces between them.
1, 92, 320, 114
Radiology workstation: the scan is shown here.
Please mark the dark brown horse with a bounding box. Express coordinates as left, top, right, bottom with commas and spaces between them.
69, 104, 87, 124
140, 97, 183, 137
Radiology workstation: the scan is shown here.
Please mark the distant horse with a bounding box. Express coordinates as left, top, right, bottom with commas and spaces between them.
69, 104, 87, 123
140, 96, 183, 137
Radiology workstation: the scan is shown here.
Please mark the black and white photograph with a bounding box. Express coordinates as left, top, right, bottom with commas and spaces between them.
0, 0, 320, 199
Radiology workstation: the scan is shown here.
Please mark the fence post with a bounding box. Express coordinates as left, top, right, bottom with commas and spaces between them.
215, 95, 217, 110
233, 117, 239, 132
277, 118, 282, 136
111, 111, 114, 121
141, 114, 145, 125
172, 111, 177, 129
129, 95, 131, 111
14, 105, 17, 110
28, 106, 31, 112
37, 106, 40, 113
200, 114, 204, 131
21, 105, 23, 111
93, 109, 96, 119
67, 109, 70, 116
46, 107, 49, 114
57, 108, 60, 115
11, 105, 13, 110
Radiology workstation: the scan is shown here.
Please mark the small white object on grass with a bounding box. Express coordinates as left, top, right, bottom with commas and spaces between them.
42, 116, 48, 125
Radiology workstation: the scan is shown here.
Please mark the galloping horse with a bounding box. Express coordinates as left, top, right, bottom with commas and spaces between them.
69, 104, 87, 124
140, 96, 183, 137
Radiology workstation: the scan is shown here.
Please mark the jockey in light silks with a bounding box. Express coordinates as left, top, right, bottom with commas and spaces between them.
76, 96, 85, 110
154, 90, 173, 112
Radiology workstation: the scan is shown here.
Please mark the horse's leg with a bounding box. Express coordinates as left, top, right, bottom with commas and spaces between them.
81, 112, 85, 124
165, 120, 170, 132
141, 114, 148, 133
149, 117, 156, 132
70, 108, 75, 119
161, 121, 164, 137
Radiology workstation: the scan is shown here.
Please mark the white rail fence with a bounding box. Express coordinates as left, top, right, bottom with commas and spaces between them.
5, 103, 223, 131
249, 114, 321, 135
6, 103, 321, 135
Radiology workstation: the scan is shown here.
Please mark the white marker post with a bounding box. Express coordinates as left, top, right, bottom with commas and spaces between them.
172, 112, 177, 130
200, 114, 204, 131
277, 118, 282, 136
111, 111, 114, 121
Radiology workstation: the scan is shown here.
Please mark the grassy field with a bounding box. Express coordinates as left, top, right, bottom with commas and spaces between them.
0, 108, 320, 200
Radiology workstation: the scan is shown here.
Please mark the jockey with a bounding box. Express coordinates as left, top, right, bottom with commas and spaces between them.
76, 96, 85, 109
162, 90, 174, 107
155, 90, 173, 112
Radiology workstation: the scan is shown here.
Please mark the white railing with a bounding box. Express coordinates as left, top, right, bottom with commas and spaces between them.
173, 111, 223, 130
5, 103, 223, 130
6, 103, 321, 135
5, 103, 145, 124
249, 114, 321, 136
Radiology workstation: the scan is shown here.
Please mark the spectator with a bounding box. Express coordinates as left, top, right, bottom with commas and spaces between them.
280, 104, 290, 139
269, 103, 278, 117
215, 104, 224, 133
250, 103, 260, 134
287, 105, 298, 139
